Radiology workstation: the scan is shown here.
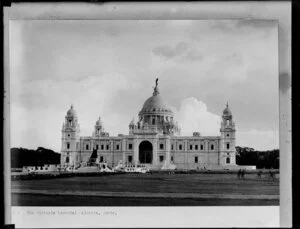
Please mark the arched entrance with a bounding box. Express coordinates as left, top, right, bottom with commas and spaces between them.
139, 141, 153, 164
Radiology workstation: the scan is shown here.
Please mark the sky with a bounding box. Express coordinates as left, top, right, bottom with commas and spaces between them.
9, 20, 279, 152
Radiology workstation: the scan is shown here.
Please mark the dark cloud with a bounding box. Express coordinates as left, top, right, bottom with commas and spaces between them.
153, 45, 176, 58
14, 93, 48, 109
153, 42, 203, 62
184, 50, 203, 62
153, 42, 188, 59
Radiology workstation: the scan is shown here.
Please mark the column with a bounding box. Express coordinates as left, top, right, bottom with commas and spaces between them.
133, 137, 139, 165
165, 137, 171, 167
122, 139, 126, 164
152, 137, 158, 166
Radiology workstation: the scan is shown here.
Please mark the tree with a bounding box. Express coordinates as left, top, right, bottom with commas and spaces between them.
235, 146, 279, 169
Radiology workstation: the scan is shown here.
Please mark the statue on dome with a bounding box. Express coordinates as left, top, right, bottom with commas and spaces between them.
153, 78, 160, 96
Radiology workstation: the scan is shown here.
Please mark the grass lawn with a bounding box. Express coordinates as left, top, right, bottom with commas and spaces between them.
11, 173, 279, 206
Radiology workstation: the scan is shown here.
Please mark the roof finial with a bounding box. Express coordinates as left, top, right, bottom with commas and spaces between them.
226, 102, 229, 108
71, 104, 73, 109
153, 78, 160, 96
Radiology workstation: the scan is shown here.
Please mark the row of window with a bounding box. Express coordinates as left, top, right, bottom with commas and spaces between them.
67, 143, 230, 151
171, 144, 215, 151
66, 143, 133, 150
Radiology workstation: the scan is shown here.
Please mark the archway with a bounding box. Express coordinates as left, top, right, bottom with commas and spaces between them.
139, 141, 153, 164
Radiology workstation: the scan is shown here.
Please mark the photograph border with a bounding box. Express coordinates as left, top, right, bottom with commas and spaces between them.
3, 1, 291, 228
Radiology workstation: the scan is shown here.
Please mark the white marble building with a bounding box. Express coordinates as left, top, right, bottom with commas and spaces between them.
60, 80, 237, 170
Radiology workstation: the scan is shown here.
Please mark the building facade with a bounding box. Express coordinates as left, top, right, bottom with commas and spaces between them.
60, 80, 237, 170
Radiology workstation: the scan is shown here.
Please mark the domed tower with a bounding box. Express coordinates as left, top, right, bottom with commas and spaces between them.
93, 117, 104, 137
129, 117, 135, 135
61, 105, 81, 166
134, 78, 180, 136
220, 102, 236, 165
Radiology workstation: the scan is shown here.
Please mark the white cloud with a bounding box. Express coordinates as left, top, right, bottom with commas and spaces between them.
173, 97, 279, 150
174, 97, 221, 136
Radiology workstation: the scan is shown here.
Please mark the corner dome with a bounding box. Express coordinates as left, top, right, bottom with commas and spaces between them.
67, 105, 77, 117
223, 103, 232, 116
95, 117, 102, 126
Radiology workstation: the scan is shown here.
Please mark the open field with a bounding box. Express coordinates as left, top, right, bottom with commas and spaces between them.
11, 173, 279, 206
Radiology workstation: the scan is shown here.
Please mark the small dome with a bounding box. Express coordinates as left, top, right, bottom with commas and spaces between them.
96, 117, 102, 126
67, 105, 77, 117
223, 103, 232, 116
129, 118, 135, 126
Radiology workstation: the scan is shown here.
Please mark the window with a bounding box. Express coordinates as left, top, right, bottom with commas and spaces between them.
86, 144, 89, 150
66, 157, 69, 163
101, 144, 104, 150
160, 144, 164, 150
116, 145, 120, 150
227, 143, 230, 150
67, 143, 70, 149
128, 155, 133, 163
171, 156, 174, 162
200, 144, 204, 150
195, 145, 198, 150
190, 145, 193, 150
100, 156, 104, 162
106, 144, 109, 150
179, 144, 182, 150
227, 133, 230, 137
69, 120, 72, 126
152, 119, 155, 125
96, 144, 99, 150
128, 144, 133, 150
67, 134, 71, 138
195, 156, 198, 163
226, 157, 230, 164
159, 156, 164, 162
171, 145, 174, 150
210, 144, 214, 150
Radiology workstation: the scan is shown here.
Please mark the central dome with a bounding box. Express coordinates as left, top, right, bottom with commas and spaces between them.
139, 79, 173, 115
142, 94, 172, 112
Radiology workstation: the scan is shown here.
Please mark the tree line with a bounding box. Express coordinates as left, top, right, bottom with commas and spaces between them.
11, 147, 60, 168
10, 146, 279, 169
235, 146, 279, 169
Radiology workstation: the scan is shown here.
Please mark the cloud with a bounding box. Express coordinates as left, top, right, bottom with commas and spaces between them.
152, 42, 203, 62
173, 97, 279, 151
173, 97, 221, 136
152, 42, 188, 59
